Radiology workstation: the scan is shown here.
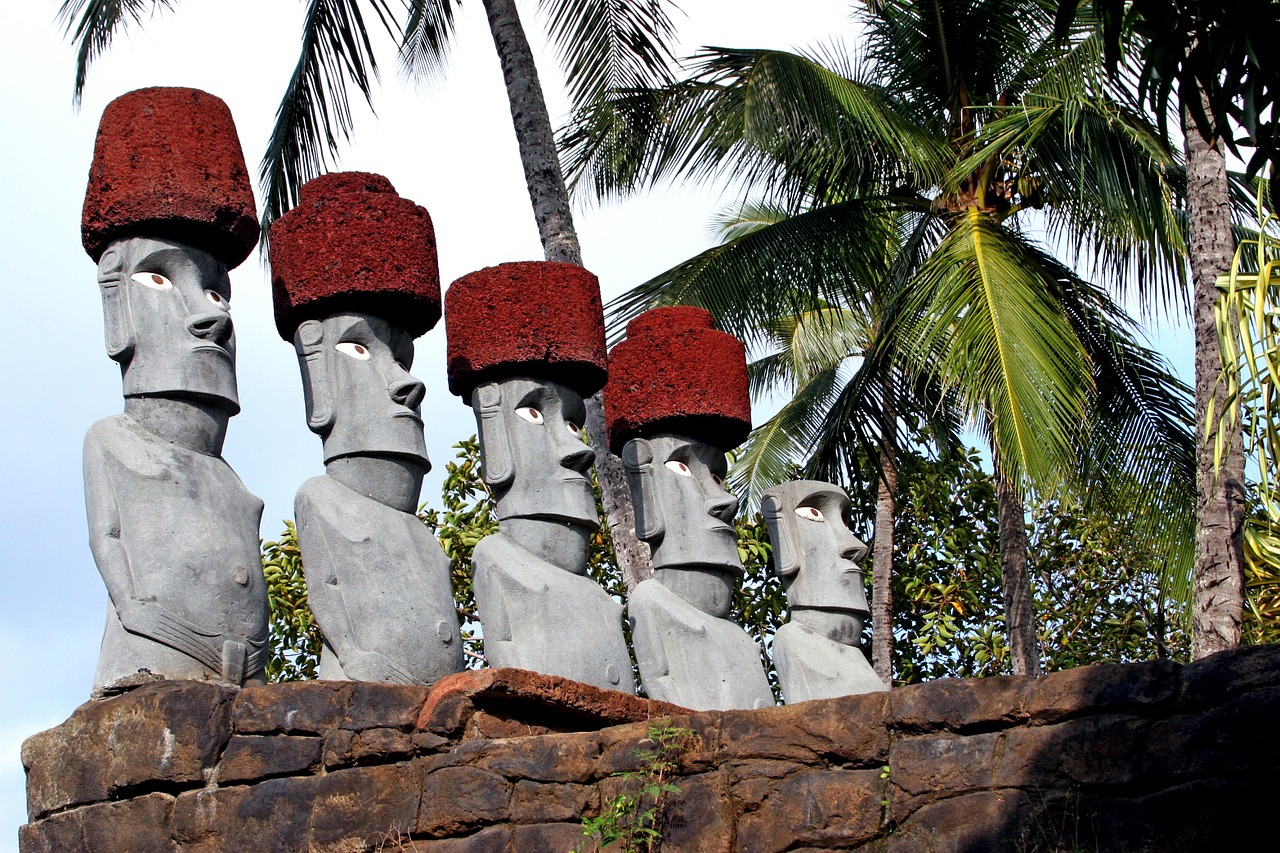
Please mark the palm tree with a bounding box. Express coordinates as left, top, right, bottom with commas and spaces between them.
562, 0, 1197, 676
1047, 0, 1275, 660
59, 0, 679, 590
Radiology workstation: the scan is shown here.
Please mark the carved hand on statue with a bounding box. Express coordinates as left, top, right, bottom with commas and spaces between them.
117, 598, 224, 674
341, 649, 417, 685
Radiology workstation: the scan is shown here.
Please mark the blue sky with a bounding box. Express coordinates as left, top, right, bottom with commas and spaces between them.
0, 1, 1193, 846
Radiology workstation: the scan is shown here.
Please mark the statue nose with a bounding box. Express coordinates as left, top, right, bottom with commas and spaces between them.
560, 440, 595, 474
187, 311, 231, 343
389, 374, 425, 410
706, 492, 739, 525
842, 536, 868, 563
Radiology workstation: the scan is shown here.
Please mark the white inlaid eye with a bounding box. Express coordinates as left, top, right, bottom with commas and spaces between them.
565, 421, 581, 437
205, 290, 229, 310
335, 342, 371, 360
131, 272, 172, 290
795, 506, 825, 522
665, 460, 692, 477
516, 407, 544, 425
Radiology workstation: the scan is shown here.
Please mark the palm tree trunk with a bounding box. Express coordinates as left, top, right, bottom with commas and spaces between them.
870, 388, 896, 684
995, 462, 1041, 676
480, 0, 652, 591
1186, 92, 1246, 659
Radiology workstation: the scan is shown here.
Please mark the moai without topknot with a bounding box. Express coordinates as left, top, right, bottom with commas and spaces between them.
270, 172, 462, 685
445, 261, 635, 692
81, 87, 269, 696
605, 307, 774, 710
762, 480, 889, 702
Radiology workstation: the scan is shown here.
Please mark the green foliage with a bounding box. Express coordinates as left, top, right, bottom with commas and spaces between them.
576, 723, 700, 853
261, 520, 322, 682
1216, 190, 1280, 644
881, 446, 1188, 684
730, 513, 784, 701
418, 436, 499, 667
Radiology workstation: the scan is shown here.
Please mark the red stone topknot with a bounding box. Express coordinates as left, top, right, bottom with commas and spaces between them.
603, 306, 752, 454
82, 87, 259, 268
444, 261, 608, 403
268, 172, 440, 341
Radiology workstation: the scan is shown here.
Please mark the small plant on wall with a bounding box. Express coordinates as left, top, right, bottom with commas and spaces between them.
577, 722, 700, 853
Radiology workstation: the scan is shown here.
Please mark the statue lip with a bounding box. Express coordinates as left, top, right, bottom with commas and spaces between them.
390, 409, 423, 425
191, 344, 232, 358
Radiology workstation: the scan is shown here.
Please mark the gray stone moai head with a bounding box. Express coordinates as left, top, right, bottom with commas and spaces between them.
82, 87, 260, 414
96, 238, 238, 411
269, 172, 441, 485
762, 480, 870, 643
445, 261, 609, 548
605, 306, 753, 617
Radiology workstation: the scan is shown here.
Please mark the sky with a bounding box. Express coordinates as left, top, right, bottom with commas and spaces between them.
0, 1, 1194, 846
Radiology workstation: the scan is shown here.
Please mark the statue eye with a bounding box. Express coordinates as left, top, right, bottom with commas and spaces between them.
131, 272, 172, 290
565, 421, 581, 436
516, 407, 544, 425
205, 290, 229, 310
665, 460, 693, 477
334, 342, 371, 360
711, 474, 725, 488
795, 506, 825, 522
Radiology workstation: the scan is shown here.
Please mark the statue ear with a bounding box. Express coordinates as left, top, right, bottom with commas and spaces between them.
294, 320, 334, 433
97, 248, 134, 362
621, 438, 663, 541
761, 492, 800, 578
474, 382, 514, 487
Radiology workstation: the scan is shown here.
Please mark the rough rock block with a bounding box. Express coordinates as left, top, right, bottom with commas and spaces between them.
445, 261, 607, 401
887, 673, 1028, 734
217, 734, 321, 784
1024, 658, 1179, 723
22, 681, 235, 821
417, 668, 687, 738
604, 306, 751, 453
737, 769, 883, 853
82, 87, 259, 267
20, 792, 176, 853
417, 766, 512, 836
269, 172, 440, 340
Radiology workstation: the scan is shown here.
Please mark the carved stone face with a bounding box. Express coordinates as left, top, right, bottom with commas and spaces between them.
294, 313, 428, 467
765, 481, 869, 616
99, 236, 238, 411
623, 433, 740, 572
473, 377, 596, 526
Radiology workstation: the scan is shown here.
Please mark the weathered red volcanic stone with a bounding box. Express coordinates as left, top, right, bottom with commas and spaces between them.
81, 87, 259, 267
604, 306, 751, 454
269, 171, 440, 340
444, 261, 607, 403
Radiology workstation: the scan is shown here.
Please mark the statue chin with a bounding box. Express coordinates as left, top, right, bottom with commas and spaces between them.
791, 608, 865, 645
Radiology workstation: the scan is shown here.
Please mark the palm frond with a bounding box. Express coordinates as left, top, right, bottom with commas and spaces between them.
59, 0, 176, 107
538, 0, 677, 109
895, 210, 1091, 491
258, 0, 399, 241
605, 199, 896, 348
561, 47, 945, 204
400, 0, 461, 83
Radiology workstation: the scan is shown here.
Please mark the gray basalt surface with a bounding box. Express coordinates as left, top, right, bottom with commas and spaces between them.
621, 433, 773, 710
292, 313, 462, 684
86, 236, 268, 695
764, 480, 888, 702
471, 377, 634, 692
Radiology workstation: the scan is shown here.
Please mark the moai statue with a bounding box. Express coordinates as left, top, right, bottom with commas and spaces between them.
80, 88, 269, 695
762, 480, 889, 702
444, 261, 634, 692
604, 307, 774, 710
269, 172, 462, 684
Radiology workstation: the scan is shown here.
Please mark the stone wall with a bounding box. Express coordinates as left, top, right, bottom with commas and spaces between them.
22, 645, 1279, 852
